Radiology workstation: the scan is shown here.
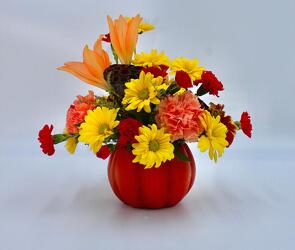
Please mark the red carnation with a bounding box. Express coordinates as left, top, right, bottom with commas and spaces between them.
96, 145, 111, 159
102, 33, 111, 43
159, 64, 169, 72
175, 70, 193, 88
142, 64, 169, 78
220, 115, 237, 147
194, 71, 224, 97
117, 118, 142, 147
38, 124, 55, 156
240, 112, 252, 138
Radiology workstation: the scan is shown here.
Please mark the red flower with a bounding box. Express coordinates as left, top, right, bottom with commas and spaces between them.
38, 124, 55, 156
159, 64, 169, 72
240, 112, 252, 138
175, 70, 193, 88
220, 115, 237, 147
142, 64, 169, 78
102, 33, 111, 43
96, 145, 111, 159
194, 71, 224, 97
117, 118, 142, 147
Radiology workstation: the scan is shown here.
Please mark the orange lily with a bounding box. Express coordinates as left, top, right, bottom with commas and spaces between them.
107, 15, 142, 64
58, 35, 111, 90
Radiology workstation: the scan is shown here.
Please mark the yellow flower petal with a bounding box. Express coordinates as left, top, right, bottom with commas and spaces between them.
122, 71, 161, 113
78, 107, 119, 154
65, 137, 78, 154
132, 124, 174, 168
198, 111, 228, 162
132, 49, 169, 67
170, 57, 204, 81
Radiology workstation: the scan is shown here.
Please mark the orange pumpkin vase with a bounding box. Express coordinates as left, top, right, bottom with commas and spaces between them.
108, 143, 196, 209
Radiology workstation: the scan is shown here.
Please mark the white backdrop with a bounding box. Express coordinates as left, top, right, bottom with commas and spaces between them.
1, 0, 294, 249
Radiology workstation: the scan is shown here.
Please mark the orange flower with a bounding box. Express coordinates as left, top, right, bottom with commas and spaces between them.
156, 92, 204, 142
66, 91, 96, 134
107, 15, 142, 64
58, 35, 111, 90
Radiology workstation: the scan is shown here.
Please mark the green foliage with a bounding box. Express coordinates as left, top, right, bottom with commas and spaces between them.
96, 96, 119, 109
196, 85, 209, 96
165, 82, 181, 95
234, 121, 241, 129
173, 140, 190, 162
52, 134, 71, 144
111, 44, 118, 64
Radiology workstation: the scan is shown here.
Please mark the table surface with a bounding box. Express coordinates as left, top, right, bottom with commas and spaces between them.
1, 147, 294, 250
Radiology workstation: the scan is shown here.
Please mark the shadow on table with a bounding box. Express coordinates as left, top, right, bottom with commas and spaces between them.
41, 178, 270, 228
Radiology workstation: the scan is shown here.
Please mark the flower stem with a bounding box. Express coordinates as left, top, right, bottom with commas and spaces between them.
111, 44, 118, 64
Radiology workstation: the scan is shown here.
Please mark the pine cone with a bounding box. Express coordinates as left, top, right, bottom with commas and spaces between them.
103, 64, 142, 97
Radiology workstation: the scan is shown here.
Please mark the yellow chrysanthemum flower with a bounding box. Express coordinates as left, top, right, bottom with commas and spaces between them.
122, 71, 161, 113
78, 107, 119, 153
132, 49, 170, 67
65, 137, 78, 154
132, 124, 174, 168
125, 16, 155, 34
198, 111, 228, 162
170, 57, 205, 81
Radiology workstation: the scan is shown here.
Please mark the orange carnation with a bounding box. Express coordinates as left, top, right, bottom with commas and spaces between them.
156, 92, 204, 141
66, 91, 96, 134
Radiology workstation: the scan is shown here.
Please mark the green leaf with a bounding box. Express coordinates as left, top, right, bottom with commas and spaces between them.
234, 121, 241, 129
111, 44, 118, 64
174, 148, 190, 162
173, 141, 190, 162
106, 144, 116, 153
104, 132, 119, 144
196, 85, 209, 96
126, 142, 133, 152
166, 82, 180, 95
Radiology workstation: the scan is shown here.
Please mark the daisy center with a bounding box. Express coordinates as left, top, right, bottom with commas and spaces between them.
149, 140, 160, 152
99, 123, 109, 134
138, 89, 149, 100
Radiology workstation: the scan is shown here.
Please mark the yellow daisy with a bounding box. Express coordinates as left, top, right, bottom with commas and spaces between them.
78, 107, 119, 153
122, 71, 161, 113
132, 49, 170, 67
170, 57, 205, 81
132, 124, 174, 168
198, 111, 228, 162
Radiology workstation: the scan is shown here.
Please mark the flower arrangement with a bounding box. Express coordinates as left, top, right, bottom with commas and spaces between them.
38, 14, 252, 168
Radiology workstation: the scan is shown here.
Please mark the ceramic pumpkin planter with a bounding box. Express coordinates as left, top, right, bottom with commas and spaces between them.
108, 143, 195, 209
